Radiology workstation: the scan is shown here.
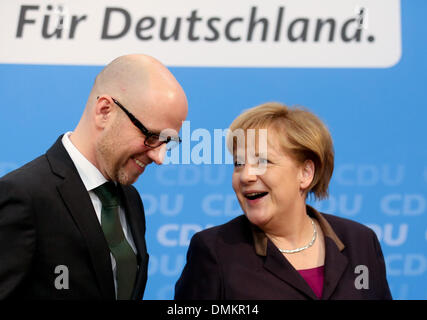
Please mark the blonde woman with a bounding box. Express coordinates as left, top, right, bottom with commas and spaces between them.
175, 102, 391, 300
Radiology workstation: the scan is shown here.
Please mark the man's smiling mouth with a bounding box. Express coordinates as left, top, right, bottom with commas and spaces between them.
134, 158, 146, 169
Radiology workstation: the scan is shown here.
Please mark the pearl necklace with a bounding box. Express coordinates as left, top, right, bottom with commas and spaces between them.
278, 218, 317, 254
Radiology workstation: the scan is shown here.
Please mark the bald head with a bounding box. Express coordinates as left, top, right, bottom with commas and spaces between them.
77, 53, 188, 133
71, 54, 188, 183
91, 54, 187, 113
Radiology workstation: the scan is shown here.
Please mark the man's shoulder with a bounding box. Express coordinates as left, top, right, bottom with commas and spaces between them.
0, 154, 50, 186
0, 154, 55, 205
0, 136, 69, 188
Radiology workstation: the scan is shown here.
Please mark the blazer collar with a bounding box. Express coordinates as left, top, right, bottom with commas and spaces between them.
61, 132, 107, 192
46, 136, 116, 299
250, 205, 348, 300
47, 137, 148, 300
251, 205, 345, 256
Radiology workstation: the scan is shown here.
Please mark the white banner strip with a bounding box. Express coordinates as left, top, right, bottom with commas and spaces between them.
0, 0, 401, 67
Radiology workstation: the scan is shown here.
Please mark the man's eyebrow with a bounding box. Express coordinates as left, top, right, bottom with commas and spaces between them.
150, 129, 162, 135
141, 122, 162, 136
158, 128, 180, 138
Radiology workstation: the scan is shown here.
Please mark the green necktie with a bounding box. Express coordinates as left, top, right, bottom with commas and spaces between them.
93, 181, 137, 300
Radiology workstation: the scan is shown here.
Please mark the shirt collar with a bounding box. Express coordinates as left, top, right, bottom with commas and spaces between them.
251, 205, 345, 256
61, 132, 108, 191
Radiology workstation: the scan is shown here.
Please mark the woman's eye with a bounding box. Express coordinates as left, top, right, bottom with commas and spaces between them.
258, 158, 269, 165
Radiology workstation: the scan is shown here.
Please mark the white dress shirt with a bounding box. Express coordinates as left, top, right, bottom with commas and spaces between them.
61, 132, 137, 298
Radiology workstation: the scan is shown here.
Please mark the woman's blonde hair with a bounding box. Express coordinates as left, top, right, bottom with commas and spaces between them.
227, 102, 334, 200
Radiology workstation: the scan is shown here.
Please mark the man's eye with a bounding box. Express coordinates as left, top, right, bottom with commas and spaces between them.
234, 160, 244, 167
159, 134, 170, 142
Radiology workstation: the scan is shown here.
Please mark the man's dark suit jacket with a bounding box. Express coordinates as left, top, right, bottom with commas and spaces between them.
0, 136, 149, 299
175, 206, 392, 300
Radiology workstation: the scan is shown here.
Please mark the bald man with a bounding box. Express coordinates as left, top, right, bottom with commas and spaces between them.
0, 54, 188, 300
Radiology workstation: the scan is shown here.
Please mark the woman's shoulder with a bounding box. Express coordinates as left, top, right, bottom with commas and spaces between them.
321, 212, 372, 231
319, 211, 378, 245
320, 212, 372, 232
191, 215, 251, 244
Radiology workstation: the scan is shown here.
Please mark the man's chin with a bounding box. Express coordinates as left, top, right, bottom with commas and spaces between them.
116, 169, 141, 186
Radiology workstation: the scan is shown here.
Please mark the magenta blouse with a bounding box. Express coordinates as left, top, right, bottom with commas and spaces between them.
297, 265, 325, 299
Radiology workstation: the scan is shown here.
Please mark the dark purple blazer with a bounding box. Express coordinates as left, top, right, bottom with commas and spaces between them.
175, 206, 392, 300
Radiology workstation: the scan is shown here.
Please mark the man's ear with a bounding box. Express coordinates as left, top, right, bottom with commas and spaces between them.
300, 160, 315, 190
94, 96, 113, 129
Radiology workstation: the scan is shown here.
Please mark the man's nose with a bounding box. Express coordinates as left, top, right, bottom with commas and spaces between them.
146, 144, 167, 165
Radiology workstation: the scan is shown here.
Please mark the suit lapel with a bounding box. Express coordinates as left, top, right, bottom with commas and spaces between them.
47, 137, 116, 300
263, 240, 318, 300
119, 185, 148, 300
321, 237, 349, 299
251, 208, 349, 300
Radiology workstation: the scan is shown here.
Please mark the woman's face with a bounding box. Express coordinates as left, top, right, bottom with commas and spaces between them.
232, 129, 310, 229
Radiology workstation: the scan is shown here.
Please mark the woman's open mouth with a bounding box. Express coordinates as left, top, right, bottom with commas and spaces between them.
244, 192, 269, 200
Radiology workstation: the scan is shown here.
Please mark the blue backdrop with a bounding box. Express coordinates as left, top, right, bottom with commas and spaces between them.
0, 0, 426, 300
